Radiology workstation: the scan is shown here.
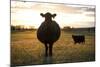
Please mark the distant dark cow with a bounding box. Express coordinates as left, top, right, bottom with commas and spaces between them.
72, 35, 85, 44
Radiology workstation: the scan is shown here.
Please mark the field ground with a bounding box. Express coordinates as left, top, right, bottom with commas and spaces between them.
11, 30, 95, 66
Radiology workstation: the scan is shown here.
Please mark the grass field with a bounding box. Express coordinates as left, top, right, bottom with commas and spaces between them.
11, 30, 95, 66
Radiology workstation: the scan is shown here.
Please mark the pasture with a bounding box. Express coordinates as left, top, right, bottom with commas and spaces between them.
11, 30, 95, 66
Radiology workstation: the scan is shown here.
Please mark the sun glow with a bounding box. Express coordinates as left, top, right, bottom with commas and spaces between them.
11, 1, 95, 29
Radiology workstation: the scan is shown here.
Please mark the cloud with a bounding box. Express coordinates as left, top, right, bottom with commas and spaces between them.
85, 13, 95, 17
31, 3, 84, 14
74, 6, 95, 17
85, 7, 95, 12
11, 1, 83, 14
11, 1, 95, 15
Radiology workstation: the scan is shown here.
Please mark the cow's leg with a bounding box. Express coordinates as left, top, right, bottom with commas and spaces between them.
49, 43, 53, 56
45, 43, 48, 57
74, 42, 76, 44
82, 41, 85, 44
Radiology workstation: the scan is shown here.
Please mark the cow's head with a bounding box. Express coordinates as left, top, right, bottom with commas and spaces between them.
40, 12, 56, 21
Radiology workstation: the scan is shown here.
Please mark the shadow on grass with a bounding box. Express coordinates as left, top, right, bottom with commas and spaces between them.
43, 56, 53, 64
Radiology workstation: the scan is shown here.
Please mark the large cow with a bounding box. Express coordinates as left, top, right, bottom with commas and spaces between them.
37, 12, 61, 57
72, 35, 85, 44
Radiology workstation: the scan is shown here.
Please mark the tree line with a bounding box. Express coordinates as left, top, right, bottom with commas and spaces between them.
62, 26, 95, 32
11, 25, 95, 32
11, 25, 36, 31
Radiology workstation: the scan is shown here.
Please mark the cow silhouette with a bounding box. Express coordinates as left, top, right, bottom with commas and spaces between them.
37, 12, 61, 56
72, 35, 85, 44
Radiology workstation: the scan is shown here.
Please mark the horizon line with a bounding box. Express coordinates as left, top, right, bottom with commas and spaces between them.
11, 25, 95, 29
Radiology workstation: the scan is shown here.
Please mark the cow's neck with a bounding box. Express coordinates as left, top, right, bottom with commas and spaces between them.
45, 18, 52, 22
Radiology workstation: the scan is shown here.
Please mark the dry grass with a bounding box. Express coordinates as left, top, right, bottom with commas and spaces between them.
11, 30, 95, 66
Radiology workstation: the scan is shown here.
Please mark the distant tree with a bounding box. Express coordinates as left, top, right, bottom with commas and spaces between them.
29, 26, 35, 30
11, 25, 16, 30
63, 26, 71, 31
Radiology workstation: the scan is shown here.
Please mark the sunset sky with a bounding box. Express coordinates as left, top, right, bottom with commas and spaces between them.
11, 0, 95, 28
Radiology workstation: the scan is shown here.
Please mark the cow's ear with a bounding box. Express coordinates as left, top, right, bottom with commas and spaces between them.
40, 13, 45, 17
52, 14, 56, 18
